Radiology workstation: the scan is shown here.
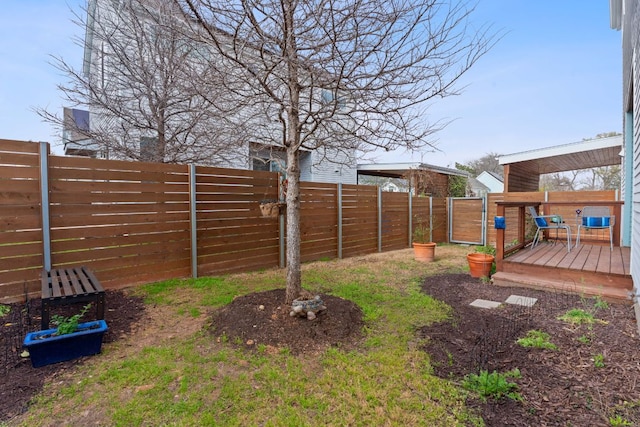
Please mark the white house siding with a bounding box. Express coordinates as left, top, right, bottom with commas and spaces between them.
619, 0, 640, 330
309, 148, 357, 184
84, 0, 358, 183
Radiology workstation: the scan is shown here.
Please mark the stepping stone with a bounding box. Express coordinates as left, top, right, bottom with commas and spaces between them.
470, 299, 502, 309
505, 295, 538, 307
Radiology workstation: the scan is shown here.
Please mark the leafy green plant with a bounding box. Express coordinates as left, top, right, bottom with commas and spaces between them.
463, 368, 522, 402
0, 304, 10, 318
517, 330, 557, 350
609, 414, 632, 426
474, 245, 496, 256
51, 304, 92, 335
593, 353, 605, 368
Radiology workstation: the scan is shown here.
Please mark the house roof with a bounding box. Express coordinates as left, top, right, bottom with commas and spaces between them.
498, 135, 622, 175
357, 162, 468, 179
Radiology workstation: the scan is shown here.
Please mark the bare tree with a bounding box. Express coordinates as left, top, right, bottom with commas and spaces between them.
462, 152, 503, 178
175, 0, 498, 303
37, 0, 248, 164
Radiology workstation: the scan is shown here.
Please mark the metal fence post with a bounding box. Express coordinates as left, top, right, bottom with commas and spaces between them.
337, 183, 343, 259
429, 196, 433, 243
378, 186, 383, 252
39, 141, 51, 272
408, 191, 413, 247
189, 164, 198, 278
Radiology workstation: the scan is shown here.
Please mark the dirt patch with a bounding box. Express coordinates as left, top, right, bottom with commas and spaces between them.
0, 291, 145, 421
210, 288, 364, 355
419, 273, 640, 427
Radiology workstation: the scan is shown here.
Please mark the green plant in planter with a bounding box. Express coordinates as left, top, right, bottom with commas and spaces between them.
474, 245, 496, 256
412, 223, 432, 244
51, 304, 92, 335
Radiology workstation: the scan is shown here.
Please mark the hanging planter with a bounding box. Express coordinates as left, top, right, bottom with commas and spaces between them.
259, 200, 286, 218
467, 253, 495, 278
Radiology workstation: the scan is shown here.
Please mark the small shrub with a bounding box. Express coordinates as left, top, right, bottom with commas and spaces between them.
463, 369, 522, 402
517, 330, 557, 350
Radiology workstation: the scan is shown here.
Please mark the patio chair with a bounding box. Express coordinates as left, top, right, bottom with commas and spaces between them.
575, 206, 614, 250
527, 206, 572, 252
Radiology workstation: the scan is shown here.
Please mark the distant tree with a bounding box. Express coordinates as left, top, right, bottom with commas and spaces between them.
462, 152, 503, 178
580, 166, 621, 190
38, 0, 244, 164
540, 172, 579, 192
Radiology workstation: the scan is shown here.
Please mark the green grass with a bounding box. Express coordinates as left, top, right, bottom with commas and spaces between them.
558, 308, 601, 325
16, 246, 483, 426
463, 369, 522, 402
517, 330, 557, 350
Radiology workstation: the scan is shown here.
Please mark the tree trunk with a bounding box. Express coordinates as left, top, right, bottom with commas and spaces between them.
284, 147, 301, 304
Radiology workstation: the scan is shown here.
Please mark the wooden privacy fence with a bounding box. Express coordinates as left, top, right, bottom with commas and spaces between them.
0, 140, 446, 302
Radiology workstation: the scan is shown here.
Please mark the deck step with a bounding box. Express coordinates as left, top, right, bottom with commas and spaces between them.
491, 271, 633, 304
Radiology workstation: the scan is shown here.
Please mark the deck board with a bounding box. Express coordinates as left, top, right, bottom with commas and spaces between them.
504, 243, 630, 278
497, 243, 632, 302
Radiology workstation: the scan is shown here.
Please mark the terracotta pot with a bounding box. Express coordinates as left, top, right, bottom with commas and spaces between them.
467, 253, 495, 278
413, 242, 436, 262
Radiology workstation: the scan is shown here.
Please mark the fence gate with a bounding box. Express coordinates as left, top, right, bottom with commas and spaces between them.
449, 197, 485, 245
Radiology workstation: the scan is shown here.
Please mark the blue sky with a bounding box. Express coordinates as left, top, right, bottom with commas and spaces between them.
0, 1, 622, 165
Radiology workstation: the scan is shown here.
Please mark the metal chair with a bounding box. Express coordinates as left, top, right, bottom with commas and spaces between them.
527, 206, 572, 252
575, 206, 614, 250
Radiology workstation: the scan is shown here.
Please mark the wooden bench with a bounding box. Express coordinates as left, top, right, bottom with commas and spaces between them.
41, 266, 106, 330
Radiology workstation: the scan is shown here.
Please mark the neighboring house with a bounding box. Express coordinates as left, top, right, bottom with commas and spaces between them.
357, 162, 469, 197
610, 0, 639, 330
466, 177, 490, 197
78, 0, 357, 184
62, 108, 100, 157
475, 171, 504, 194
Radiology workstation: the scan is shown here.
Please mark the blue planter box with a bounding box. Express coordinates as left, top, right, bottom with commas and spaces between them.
24, 320, 108, 368
582, 217, 610, 227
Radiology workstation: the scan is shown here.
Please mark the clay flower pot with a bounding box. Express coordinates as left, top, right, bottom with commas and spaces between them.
467, 253, 495, 278
413, 242, 436, 262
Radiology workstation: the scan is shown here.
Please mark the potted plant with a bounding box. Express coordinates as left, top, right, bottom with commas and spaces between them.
412, 222, 437, 262
467, 245, 496, 278
23, 304, 108, 368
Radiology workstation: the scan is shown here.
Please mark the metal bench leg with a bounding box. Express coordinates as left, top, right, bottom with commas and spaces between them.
41, 299, 51, 330
96, 293, 105, 320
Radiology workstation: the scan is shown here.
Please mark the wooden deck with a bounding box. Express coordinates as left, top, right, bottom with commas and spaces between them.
492, 243, 633, 303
